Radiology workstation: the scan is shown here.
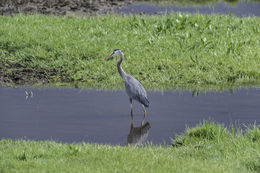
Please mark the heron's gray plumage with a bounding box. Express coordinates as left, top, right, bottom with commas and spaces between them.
105, 49, 150, 120
114, 49, 150, 108
124, 75, 149, 107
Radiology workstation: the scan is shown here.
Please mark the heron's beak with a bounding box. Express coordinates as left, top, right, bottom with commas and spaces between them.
105, 55, 113, 61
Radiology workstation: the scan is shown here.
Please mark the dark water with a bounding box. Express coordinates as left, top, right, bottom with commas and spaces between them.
0, 87, 260, 145
115, 2, 260, 17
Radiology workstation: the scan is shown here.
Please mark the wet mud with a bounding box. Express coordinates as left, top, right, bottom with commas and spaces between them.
0, 60, 70, 86
0, 0, 133, 16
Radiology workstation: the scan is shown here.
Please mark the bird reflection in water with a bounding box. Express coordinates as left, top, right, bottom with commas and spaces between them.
126, 113, 151, 146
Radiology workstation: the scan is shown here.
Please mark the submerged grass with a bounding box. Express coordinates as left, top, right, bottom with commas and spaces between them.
1, 122, 260, 172
0, 14, 260, 90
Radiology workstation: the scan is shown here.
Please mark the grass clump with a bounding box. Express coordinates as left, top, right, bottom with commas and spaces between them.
172, 121, 260, 172
1, 122, 260, 172
0, 14, 260, 90
245, 125, 260, 142
173, 121, 230, 146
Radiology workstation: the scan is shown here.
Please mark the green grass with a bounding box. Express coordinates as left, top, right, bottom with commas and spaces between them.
1, 122, 260, 172
0, 14, 260, 90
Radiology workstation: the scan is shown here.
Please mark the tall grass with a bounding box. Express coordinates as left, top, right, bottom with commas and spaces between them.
0, 14, 260, 90
171, 121, 260, 172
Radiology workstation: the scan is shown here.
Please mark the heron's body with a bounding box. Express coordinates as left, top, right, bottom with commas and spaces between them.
124, 75, 149, 107
105, 49, 150, 122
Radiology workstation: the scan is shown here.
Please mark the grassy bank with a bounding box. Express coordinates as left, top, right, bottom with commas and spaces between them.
0, 14, 260, 90
1, 122, 260, 172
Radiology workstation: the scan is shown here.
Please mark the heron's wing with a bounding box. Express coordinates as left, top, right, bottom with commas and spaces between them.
124, 75, 150, 107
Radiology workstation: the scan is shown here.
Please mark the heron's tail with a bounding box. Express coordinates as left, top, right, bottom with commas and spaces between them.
143, 97, 150, 107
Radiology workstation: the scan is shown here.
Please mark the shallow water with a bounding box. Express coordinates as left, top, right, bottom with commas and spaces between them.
0, 87, 260, 145
115, 2, 260, 17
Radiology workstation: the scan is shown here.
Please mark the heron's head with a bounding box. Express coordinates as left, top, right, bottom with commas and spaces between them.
105, 49, 121, 61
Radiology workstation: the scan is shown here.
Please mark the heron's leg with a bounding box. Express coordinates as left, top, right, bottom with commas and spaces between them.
142, 104, 147, 118
141, 104, 147, 126
130, 98, 133, 125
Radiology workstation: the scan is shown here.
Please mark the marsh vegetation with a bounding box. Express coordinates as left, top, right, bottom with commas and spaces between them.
0, 14, 259, 90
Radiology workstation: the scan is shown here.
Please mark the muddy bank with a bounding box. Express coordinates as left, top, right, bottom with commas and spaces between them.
0, 0, 133, 16
0, 60, 70, 87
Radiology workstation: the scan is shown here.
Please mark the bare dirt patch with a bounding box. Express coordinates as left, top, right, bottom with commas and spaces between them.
0, 0, 133, 16
0, 60, 70, 87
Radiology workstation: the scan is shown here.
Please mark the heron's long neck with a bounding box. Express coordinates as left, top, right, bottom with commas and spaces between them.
117, 52, 126, 79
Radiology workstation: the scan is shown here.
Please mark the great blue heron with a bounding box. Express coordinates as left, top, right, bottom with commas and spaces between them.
105, 49, 150, 123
